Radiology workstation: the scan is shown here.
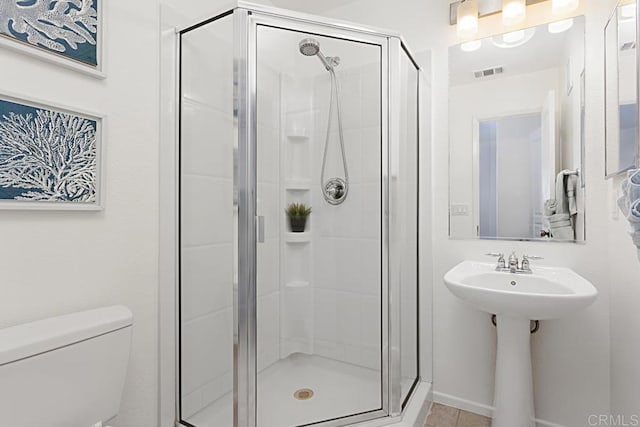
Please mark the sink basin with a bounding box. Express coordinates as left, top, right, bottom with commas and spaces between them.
444, 260, 598, 427
444, 261, 598, 320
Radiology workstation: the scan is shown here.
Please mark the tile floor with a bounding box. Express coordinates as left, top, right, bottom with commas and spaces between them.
425, 403, 492, 427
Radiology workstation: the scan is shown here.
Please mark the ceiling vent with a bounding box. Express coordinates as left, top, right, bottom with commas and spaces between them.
621, 41, 636, 51
474, 66, 504, 79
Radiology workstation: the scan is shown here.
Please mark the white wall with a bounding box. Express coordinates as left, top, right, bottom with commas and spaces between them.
0, 2, 160, 427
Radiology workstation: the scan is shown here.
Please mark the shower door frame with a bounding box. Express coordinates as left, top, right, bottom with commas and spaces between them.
169, 3, 423, 427
239, 9, 392, 427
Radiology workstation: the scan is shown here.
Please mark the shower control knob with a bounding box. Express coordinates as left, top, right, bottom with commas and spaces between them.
324, 178, 348, 205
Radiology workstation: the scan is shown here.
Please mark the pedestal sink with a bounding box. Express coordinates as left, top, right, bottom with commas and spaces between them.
444, 261, 598, 427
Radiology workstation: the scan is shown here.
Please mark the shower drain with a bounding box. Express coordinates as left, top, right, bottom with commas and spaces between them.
293, 388, 314, 400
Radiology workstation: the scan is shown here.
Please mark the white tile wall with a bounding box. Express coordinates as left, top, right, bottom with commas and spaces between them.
179, 14, 239, 420
181, 175, 233, 247
181, 244, 233, 322
182, 102, 234, 179
311, 61, 383, 372
181, 308, 234, 416
181, 45, 283, 419
256, 60, 282, 373
257, 292, 280, 371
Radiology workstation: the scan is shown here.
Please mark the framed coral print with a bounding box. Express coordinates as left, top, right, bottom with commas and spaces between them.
0, 92, 104, 210
0, 0, 104, 78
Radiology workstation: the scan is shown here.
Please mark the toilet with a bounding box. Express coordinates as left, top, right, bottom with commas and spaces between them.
0, 306, 133, 427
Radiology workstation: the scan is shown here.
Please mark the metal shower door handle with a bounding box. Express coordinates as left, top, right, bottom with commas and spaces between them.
257, 216, 265, 243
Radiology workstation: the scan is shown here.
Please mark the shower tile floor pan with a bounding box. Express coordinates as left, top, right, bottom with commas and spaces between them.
187, 353, 385, 427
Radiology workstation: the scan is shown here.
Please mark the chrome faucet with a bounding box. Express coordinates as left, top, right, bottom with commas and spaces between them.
487, 252, 543, 274
486, 253, 507, 271
521, 255, 543, 273
508, 252, 519, 273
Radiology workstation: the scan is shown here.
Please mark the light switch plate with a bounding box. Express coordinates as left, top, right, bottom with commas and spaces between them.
451, 204, 470, 216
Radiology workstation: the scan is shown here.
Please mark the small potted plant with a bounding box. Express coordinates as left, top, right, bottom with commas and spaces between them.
285, 202, 311, 233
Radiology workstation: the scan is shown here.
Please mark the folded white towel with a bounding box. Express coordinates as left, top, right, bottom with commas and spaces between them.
548, 213, 571, 225
628, 199, 640, 223
553, 170, 579, 217
622, 178, 640, 204
544, 199, 557, 216
629, 168, 640, 185
632, 230, 640, 247
552, 226, 575, 240
618, 196, 630, 215
555, 171, 569, 215
567, 174, 578, 216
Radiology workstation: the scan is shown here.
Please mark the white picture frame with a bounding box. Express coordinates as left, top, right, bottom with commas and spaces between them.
0, 0, 105, 79
0, 91, 105, 211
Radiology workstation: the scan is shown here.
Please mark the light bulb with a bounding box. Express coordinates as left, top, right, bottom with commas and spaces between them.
457, 0, 479, 38
548, 18, 574, 33
461, 40, 482, 52
552, 0, 579, 15
502, 0, 527, 26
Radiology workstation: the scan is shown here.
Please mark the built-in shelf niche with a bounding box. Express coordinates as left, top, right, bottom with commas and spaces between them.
280, 83, 315, 359
285, 180, 311, 191
285, 232, 312, 243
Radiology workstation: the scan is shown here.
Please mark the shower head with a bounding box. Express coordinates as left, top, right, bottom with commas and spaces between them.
299, 38, 321, 56
298, 38, 337, 72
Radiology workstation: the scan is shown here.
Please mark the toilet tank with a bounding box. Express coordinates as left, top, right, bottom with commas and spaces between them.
0, 306, 133, 427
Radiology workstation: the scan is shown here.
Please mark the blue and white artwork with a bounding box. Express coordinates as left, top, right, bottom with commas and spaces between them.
0, 97, 99, 205
0, 0, 99, 66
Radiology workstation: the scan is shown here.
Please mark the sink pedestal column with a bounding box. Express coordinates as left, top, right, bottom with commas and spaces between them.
493, 315, 535, 427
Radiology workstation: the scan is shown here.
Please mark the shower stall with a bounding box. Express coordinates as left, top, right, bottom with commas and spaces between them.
169, 2, 426, 426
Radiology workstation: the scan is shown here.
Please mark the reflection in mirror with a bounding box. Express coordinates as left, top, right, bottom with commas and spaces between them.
449, 16, 586, 242
605, 0, 638, 177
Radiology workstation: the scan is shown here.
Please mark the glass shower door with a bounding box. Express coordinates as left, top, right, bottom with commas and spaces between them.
254, 18, 387, 427
179, 11, 235, 427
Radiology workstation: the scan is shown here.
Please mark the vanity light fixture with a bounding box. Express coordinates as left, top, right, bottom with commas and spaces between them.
548, 18, 574, 33
502, 0, 527, 26
457, 0, 479, 38
461, 39, 483, 52
451, 0, 581, 36
551, 0, 579, 15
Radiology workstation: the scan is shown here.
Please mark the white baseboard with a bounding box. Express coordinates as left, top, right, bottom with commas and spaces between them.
433, 392, 493, 418
432, 392, 566, 427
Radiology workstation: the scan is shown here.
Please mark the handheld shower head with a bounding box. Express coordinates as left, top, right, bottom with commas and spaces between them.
299, 38, 321, 56
298, 38, 337, 71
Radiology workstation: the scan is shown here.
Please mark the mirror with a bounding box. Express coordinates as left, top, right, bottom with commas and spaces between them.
605, 0, 638, 178
449, 16, 586, 242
